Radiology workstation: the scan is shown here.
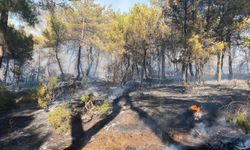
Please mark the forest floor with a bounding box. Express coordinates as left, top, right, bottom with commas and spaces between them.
0, 80, 249, 150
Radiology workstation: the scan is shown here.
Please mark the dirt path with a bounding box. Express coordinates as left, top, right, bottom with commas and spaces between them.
0, 80, 248, 150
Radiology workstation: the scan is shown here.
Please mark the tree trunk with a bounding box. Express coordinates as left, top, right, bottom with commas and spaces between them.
47, 49, 52, 77
140, 66, 144, 84
182, 0, 188, 83
247, 53, 249, 74
195, 61, 204, 84
86, 47, 93, 77
143, 48, 147, 80
247, 63, 249, 74
17, 64, 22, 87
76, 45, 82, 80
0, 45, 3, 68
77, 20, 85, 79
147, 57, 153, 78
173, 63, 176, 76
37, 50, 41, 82
205, 0, 212, 31
173, 62, 178, 76
94, 48, 100, 75
185, 64, 188, 82
4, 55, 9, 84
161, 45, 166, 79
182, 63, 187, 83
195, 61, 200, 83
228, 45, 233, 80
200, 63, 204, 84
0, 9, 8, 68
122, 54, 131, 84
80, 61, 84, 76
55, 46, 64, 78
136, 63, 140, 78
189, 63, 194, 77
157, 48, 161, 78
217, 51, 223, 82
221, 52, 224, 74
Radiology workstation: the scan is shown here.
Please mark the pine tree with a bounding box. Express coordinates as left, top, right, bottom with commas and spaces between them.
0, 0, 37, 68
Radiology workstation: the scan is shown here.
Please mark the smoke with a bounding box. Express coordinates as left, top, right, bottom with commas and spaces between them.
165, 144, 181, 150
189, 117, 233, 141
190, 122, 208, 137
166, 114, 246, 150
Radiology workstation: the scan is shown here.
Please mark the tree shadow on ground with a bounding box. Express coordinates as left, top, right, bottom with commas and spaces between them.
65, 113, 84, 150
1, 132, 51, 150
0, 106, 50, 150
65, 98, 122, 150
124, 94, 204, 139
0, 115, 34, 139
126, 84, 248, 138
65, 83, 249, 149
124, 95, 175, 144
131, 92, 246, 130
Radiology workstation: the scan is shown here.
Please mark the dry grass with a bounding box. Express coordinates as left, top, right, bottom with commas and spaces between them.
229, 111, 250, 134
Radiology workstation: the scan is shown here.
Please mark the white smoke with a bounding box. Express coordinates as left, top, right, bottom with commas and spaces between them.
165, 144, 180, 150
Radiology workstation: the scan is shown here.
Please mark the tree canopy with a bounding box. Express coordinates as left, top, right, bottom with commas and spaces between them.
0, 0, 250, 84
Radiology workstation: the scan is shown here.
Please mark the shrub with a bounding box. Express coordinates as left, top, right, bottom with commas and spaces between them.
37, 82, 46, 96
38, 94, 51, 109
37, 82, 50, 109
48, 77, 58, 92
80, 93, 95, 111
0, 86, 16, 108
80, 93, 94, 104
15, 89, 37, 104
97, 101, 111, 117
48, 104, 71, 134
229, 111, 250, 134
36, 76, 58, 109
0, 86, 38, 108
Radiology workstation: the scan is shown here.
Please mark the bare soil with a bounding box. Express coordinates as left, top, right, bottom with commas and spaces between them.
0, 80, 249, 150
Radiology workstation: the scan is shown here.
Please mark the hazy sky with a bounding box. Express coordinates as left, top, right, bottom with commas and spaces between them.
9, 0, 151, 34
96, 0, 150, 12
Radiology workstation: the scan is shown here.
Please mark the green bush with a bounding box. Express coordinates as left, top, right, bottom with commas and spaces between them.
97, 101, 111, 117
229, 111, 250, 134
48, 104, 71, 134
0, 86, 16, 108
36, 77, 59, 109
48, 77, 58, 91
37, 82, 50, 108
15, 89, 37, 104
0, 77, 59, 109
80, 93, 94, 104
0, 86, 39, 108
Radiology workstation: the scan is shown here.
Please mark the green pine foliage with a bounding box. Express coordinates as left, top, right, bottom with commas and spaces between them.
48, 104, 71, 134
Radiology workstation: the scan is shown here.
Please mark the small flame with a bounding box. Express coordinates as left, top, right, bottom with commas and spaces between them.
190, 105, 201, 112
